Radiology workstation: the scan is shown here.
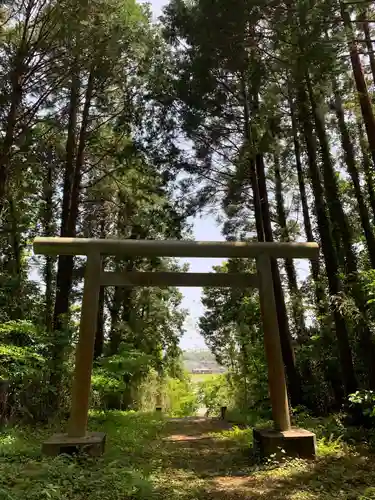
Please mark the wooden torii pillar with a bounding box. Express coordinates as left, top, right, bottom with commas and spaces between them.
34, 238, 317, 458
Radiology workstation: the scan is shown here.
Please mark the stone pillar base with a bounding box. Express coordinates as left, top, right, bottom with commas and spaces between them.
253, 427, 316, 459
42, 432, 106, 457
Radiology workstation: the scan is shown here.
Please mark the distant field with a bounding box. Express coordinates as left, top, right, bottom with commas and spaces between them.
190, 373, 222, 383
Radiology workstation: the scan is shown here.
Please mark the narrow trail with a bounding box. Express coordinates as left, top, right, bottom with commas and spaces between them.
151, 417, 375, 499
153, 417, 260, 499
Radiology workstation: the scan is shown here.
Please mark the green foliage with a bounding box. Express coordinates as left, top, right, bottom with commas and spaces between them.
164, 376, 199, 417
91, 348, 154, 410
0, 411, 163, 500
349, 390, 375, 421
91, 372, 126, 398
0, 321, 57, 421
197, 374, 231, 414
2, 410, 375, 499
360, 488, 375, 500
0, 0, 189, 416
161, 0, 375, 414
0, 344, 45, 380
199, 260, 267, 411
99, 348, 153, 381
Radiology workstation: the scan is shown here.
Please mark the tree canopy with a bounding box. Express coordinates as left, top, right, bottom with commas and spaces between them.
1, 0, 375, 421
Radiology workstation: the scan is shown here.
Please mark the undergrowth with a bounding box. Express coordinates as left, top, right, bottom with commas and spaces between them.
0, 411, 164, 500
1, 410, 375, 499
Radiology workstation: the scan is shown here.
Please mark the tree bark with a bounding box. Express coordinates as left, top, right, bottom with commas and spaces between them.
94, 285, 105, 359
94, 217, 107, 359
42, 148, 55, 332
274, 154, 306, 341
297, 81, 357, 398
51, 66, 95, 403
255, 151, 303, 406
289, 94, 327, 316
359, 11, 375, 86
341, 6, 375, 168
52, 69, 80, 333
249, 83, 302, 406
307, 76, 356, 274
0, 2, 31, 214
241, 78, 264, 241
7, 198, 22, 320
109, 286, 124, 355
358, 121, 375, 220
308, 76, 375, 390
332, 84, 375, 268
53, 66, 95, 330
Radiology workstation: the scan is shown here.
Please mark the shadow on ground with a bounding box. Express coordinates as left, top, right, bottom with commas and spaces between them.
160, 417, 253, 478
152, 417, 375, 500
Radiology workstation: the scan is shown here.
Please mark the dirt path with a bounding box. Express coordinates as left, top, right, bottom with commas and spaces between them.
154, 417, 259, 499
151, 417, 375, 499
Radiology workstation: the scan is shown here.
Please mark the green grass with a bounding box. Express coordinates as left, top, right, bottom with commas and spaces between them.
190, 373, 222, 383
0, 411, 164, 500
1, 410, 375, 499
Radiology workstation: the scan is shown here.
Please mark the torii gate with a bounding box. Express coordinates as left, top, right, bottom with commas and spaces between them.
33, 237, 317, 458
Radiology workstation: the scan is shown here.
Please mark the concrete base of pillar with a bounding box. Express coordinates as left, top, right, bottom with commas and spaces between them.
253, 427, 316, 459
42, 432, 106, 457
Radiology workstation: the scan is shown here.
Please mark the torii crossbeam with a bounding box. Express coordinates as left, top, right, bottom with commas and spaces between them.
33, 237, 318, 458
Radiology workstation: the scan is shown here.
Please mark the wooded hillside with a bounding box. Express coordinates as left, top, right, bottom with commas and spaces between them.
182, 349, 225, 372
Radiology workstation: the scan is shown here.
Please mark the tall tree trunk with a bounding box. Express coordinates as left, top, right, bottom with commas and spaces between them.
53, 66, 95, 328
94, 285, 105, 359
8, 198, 22, 320
307, 76, 356, 274
244, 73, 302, 405
332, 84, 375, 267
109, 286, 123, 356
358, 121, 375, 220
49, 70, 80, 405
289, 94, 327, 316
109, 192, 137, 355
308, 76, 375, 390
241, 78, 264, 241
249, 82, 302, 406
0, 3, 31, 214
68, 66, 95, 236
359, 11, 375, 86
256, 150, 303, 406
297, 81, 357, 398
51, 66, 94, 403
274, 154, 306, 341
341, 5, 375, 167
42, 149, 55, 332
94, 218, 106, 359
122, 289, 133, 325
52, 69, 80, 333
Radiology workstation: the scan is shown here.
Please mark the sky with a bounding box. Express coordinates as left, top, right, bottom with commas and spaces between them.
177, 217, 225, 350
33, 0, 309, 353
147, 0, 167, 17
27, 0, 220, 353
141, 0, 226, 351
141, 0, 311, 350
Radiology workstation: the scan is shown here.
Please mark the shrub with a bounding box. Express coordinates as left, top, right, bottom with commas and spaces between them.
348, 390, 375, 427
0, 321, 58, 422
197, 374, 229, 415
165, 376, 199, 417
91, 347, 154, 410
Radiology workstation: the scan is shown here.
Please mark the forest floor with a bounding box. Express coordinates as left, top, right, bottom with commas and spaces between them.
1, 411, 375, 499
